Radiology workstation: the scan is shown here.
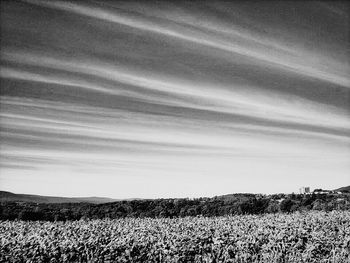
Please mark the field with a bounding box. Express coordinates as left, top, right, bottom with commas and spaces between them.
1, 211, 349, 263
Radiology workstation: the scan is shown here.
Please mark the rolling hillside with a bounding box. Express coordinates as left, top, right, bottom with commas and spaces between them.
334, 186, 350, 192
0, 191, 119, 204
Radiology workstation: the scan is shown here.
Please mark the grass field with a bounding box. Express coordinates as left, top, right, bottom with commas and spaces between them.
1, 211, 349, 262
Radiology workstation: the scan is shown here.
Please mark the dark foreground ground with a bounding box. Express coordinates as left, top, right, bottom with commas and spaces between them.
1, 211, 349, 262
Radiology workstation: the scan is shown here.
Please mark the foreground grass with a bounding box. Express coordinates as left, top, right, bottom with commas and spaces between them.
1, 211, 349, 262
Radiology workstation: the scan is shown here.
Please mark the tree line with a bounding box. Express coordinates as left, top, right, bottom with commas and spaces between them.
1, 193, 349, 221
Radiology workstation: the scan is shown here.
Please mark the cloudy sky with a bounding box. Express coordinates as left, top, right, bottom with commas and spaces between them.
0, 0, 349, 198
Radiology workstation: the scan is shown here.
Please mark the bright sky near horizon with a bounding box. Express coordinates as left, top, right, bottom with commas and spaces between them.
0, 0, 349, 198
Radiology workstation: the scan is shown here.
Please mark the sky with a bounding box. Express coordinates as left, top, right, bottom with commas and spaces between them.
0, 0, 349, 198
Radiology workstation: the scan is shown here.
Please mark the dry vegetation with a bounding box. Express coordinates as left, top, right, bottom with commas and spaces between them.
1, 211, 349, 262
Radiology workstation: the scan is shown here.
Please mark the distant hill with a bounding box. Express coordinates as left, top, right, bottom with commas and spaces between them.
0, 191, 119, 204
334, 186, 350, 192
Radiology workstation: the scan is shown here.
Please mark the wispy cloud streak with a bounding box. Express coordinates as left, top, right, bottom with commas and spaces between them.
24, 0, 350, 88
2, 52, 349, 131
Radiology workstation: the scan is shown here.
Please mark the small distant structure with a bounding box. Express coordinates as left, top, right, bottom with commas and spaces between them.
313, 189, 331, 194
299, 187, 310, 194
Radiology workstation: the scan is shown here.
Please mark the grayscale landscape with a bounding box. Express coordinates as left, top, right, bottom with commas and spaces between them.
0, 0, 349, 262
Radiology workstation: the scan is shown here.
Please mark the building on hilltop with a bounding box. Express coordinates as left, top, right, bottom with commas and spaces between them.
299, 187, 310, 194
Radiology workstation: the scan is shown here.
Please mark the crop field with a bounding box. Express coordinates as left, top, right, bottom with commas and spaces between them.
1, 211, 349, 262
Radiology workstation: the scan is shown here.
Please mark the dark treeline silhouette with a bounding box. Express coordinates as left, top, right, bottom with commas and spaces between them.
1, 193, 349, 221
